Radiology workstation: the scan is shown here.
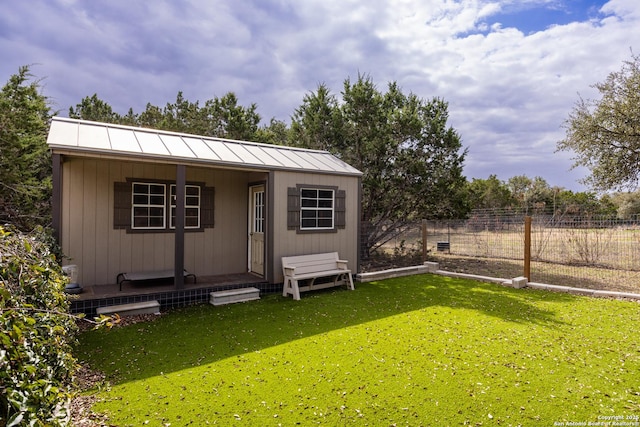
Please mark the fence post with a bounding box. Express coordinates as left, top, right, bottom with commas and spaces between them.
422, 219, 427, 263
524, 216, 531, 281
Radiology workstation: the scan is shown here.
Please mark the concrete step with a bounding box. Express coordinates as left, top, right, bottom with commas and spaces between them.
210, 287, 260, 306
96, 300, 160, 316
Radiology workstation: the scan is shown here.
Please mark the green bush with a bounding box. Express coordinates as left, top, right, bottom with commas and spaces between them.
0, 226, 77, 426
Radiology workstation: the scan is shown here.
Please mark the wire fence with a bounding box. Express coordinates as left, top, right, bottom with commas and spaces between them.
369, 212, 640, 294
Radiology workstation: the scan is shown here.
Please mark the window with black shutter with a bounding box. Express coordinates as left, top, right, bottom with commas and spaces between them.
287, 185, 346, 233
114, 179, 214, 233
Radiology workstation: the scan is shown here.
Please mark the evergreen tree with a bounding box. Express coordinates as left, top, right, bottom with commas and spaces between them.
291, 75, 468, 257
0, 66, 53, 231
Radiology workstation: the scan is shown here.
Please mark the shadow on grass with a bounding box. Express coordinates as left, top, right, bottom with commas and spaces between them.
76, 274, 574, 385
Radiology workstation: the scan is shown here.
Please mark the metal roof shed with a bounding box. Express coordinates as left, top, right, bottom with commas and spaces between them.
48, 117, 362, 291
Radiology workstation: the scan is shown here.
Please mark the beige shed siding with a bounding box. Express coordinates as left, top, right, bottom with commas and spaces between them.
61, 157, 263, 286
272, 171, 359, 283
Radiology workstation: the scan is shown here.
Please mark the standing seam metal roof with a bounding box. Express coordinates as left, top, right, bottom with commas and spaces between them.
46, 117, 362, 176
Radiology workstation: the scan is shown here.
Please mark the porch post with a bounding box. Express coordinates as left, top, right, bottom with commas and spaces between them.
175, 164, 186, 289
51, 153, 62, 245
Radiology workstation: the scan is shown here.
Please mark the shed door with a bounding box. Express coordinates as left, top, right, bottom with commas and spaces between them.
249, 185, 265, 276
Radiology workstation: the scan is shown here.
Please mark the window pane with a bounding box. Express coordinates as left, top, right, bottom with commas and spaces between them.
301, 210, 316, 219
150, 185, 165, 194
134, 207, 149, 217
134, 217, 148, 228
149, 207, 164, 217
150, 195, 164, 205
301, 189, 317, 198
133, 194, 148, 204
318, 190, 333, 198
301, 218, 316, 228
301, 199, 318, 208
149, 217, 164, 227
133, 183, 147, 193
318, 219, 333, 228
318, 199, 333, 208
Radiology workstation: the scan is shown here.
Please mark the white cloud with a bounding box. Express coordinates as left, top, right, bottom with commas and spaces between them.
1, 0, 639, 191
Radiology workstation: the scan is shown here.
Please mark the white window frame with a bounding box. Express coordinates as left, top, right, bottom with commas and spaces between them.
131, 182, 167, 230
170, 184, 201, 229
253, 189, 265, 233
300, 188, 335, 230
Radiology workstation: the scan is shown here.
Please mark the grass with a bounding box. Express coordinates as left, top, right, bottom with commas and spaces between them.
75, 275, 640, 426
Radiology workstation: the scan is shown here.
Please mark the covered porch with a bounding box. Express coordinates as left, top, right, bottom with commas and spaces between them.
69, 273, 272, 317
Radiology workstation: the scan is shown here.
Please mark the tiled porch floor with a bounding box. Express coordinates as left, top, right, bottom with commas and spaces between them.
69, 272, 274, 316
75, 273, 266, 300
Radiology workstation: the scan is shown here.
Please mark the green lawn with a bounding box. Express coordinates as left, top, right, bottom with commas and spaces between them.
75, 275, 640, 426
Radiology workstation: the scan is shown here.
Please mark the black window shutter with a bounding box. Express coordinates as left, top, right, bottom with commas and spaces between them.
335, 189, 346, 229
113, 181, 131, 229
287, 187, 300, 230
201, 186, 215, 228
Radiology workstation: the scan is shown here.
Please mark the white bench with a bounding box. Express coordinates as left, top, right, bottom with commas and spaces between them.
282, 252, 355, 300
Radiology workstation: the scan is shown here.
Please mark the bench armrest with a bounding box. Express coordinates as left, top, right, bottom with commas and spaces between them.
337, 260, 349, 269
283, 266, 296, 276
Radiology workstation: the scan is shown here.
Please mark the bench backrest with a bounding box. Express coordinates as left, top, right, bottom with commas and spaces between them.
282, 252, 341, 275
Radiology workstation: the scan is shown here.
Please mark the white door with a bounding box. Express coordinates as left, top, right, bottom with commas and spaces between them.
249, 185, 265, 276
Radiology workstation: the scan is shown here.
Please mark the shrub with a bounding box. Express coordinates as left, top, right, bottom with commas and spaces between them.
0, 225, 77, 426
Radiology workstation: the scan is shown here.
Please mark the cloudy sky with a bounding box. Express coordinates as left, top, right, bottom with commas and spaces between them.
1, 0, 639, 191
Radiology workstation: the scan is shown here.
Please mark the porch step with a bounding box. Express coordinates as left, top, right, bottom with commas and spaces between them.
210, 287, 260, 306
96, 300, 160, 316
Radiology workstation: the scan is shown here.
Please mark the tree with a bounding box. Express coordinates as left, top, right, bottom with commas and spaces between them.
553, 189, 612, 217
466, 175, 514, 210
70, 91, 263, 141
610, 191, 640, 219
291, 75, 468, 257
507, 175, 553, 213
69, 93, 122, 123
254, 118, 289, 145
557, 53, 640, 191
204, 92, 261, 140
289, 84, 343, 150
0, 66, 53, 231
1, 226, 77, 425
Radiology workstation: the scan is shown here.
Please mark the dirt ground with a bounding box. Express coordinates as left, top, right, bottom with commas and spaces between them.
360, 252, 521, 279
362, 251, 640, 294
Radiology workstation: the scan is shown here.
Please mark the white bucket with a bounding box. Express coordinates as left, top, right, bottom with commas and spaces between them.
62, 264, 79, 284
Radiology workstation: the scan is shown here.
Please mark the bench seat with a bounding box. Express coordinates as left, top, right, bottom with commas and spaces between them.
117, 269, 196, 291
282, 252, 354, 300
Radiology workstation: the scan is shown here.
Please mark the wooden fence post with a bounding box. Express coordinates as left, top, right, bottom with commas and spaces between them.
524, 216, 531, 281
422, 219, 428, 263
